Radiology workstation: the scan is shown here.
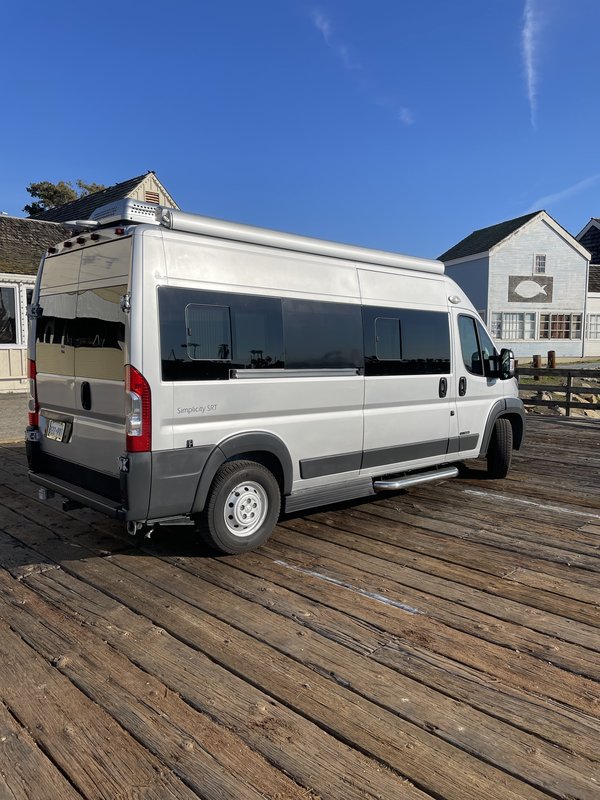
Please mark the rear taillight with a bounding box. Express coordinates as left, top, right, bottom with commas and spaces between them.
125, 365, 151, 452
28, 359, 39, 427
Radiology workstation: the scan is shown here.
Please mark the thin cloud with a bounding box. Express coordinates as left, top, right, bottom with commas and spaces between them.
311, 8, 360, 70
397, 107, 415, 126
522, 0, 541, 128
310, 7, 413, 127
527, 173, 600, 212
312, 10, 332, 43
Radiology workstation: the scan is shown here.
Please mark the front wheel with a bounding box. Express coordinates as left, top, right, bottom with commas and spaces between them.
199, 460, 281, 553
486, 418, 513, 478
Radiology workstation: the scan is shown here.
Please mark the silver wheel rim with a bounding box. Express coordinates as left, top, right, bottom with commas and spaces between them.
223, 481, 269, 538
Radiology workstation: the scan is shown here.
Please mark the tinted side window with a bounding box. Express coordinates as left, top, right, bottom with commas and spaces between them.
282, 299, 363, 369
364, 306, 450, 375
458, 315, 484, 376
159, 288, 284, 380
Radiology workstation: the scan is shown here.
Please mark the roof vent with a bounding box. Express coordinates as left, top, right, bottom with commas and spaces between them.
89, 198, 162, 226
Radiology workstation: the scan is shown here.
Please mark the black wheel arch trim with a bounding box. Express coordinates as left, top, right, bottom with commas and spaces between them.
191, 431, 294, 514
478, 398, 526, 457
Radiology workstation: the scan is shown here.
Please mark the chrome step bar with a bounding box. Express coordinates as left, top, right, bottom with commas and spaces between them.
373, 465, 459, 492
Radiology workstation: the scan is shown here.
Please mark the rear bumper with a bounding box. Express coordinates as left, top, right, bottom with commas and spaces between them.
29, 470, 126, 519
26, 430, 151, 521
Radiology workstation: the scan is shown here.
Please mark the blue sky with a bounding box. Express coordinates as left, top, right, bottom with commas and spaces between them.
1, 0, 599, 259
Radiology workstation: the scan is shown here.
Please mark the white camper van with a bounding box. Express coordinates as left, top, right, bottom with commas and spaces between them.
26, 200, 524, 553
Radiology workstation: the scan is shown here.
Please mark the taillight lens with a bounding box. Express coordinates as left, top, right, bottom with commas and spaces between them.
28, 359, 39, 426
125, 365, 151, 452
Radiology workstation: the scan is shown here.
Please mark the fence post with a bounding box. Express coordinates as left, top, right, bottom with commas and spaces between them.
548, 350, 556, 368
533, 354, 541, 380
566, 371, 572, 417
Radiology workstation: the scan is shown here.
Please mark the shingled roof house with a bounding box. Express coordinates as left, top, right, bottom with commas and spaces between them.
0, 172, 177, 391
439, 211, 591, 358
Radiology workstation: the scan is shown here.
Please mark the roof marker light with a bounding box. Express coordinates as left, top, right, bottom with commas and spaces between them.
76, 236, 86, 245
64, 241, 73, 248
115, 227, 125, 236
90, 233, 100, 241
48, 247, 57, 254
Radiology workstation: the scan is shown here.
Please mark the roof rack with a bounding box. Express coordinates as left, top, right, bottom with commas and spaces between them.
87, 200, 444, 274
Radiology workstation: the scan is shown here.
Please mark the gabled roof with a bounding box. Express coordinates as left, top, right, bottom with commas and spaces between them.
576, 218, 600, 264
0, 216, 70, 275
589, 264, 600, 293
30, 171, 178, 223
439, 212, 540, 262
440, 210, 590, 264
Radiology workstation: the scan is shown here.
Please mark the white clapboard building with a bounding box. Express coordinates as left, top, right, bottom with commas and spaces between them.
439, 211, 591, 358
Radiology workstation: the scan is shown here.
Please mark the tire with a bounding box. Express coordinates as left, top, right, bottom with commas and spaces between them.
200, 460, 281, 554
486, 418, 513, 479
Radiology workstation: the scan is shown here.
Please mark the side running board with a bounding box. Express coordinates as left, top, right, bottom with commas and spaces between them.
373, 465, 459, 492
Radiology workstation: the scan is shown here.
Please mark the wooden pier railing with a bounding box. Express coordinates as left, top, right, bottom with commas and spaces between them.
517, 367, 600, 417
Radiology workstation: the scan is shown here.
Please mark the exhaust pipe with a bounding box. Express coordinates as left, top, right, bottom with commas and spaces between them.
373, 465, 459, 492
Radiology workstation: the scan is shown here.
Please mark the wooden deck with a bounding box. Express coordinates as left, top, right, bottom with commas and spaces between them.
0, 416, 599, 800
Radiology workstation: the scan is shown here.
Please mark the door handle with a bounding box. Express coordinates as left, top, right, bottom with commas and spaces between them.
81, 381, 92, 410
439, 377, 447, 398
459, 377, 467, 396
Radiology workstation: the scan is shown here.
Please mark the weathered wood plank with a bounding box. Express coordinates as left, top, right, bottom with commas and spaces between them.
270, 524, 600, 663
23, 568, 430, 800
0, 700, 83, 800
254, 540, 600, 716
290, 510, 600, 625
0, 612, 199, 800
0, 568, 313, 800
146, 546, 600, 771
22, 546, 551, 800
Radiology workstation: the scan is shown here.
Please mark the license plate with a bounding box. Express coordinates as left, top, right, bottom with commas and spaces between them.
46, 419, 66, 442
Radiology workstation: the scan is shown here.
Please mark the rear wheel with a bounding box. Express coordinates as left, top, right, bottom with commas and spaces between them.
200, 460, 280, 553
486, 418, 513, 478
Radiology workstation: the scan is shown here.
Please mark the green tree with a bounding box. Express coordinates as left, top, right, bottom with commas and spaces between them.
24, 179, 106, 216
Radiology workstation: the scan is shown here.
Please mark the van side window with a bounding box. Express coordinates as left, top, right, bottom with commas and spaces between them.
159, 287, 284, 380
364, 307, 450, 375
282, 299, 363, 369
458, 315, 492, 376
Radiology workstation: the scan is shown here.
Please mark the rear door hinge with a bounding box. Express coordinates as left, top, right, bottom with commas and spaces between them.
118, 456, 130, 473
120, 293, 131, 313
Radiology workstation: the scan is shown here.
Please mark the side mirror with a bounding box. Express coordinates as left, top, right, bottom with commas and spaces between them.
500, 348, 515, 380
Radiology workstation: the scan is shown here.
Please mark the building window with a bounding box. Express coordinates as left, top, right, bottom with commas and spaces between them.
586, 314, 600, 339
534, 254, 546, 274
0, 286, 17, 344
540, 313, 582, 339
490, 312, 535, 340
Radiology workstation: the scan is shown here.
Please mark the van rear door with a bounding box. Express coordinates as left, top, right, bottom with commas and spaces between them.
36, 237, 131, 497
